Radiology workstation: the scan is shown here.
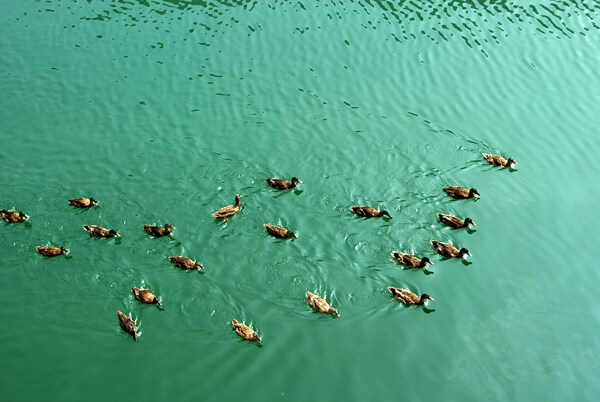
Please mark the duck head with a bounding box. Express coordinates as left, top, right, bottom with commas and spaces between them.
421, 257, 434, 266
420, 294, 435, 303
381, 210, 392, 218
90, 198, 99, 205
109, 229, 121, 237
328, 307, 340, 317
506, 158, 518, 167
60, 247, 70, 254
469, 188, 480, 198
291, 177, 303, 184
464, 218, 476, 227
459, 248, 472, 257
165, 223, 176, 230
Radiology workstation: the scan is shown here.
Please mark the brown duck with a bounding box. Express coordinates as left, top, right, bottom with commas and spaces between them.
430, 240, 471, 258
36, 246, 70, 257
436, 213, 476, 229
350, 205, 392, 218
264, 177, 302, 189
0, 209, 29, 223
142, 223, 175, 237
232, 319, 262, 342
168, 256, 204, 270
388, 286, 434, 305
131, 287, 161, 306
264, 224, 297, 239
443, 186, 480, 199
212, 194, 242, 222
482, 153, 517, 167
306, 291, 340, 317
390, 251, 433, 269
82, 225, 120, 238
117, 311, 138, 340
68, 197, 99, 208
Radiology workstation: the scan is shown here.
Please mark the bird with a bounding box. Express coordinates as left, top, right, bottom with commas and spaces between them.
0, 209, 29, 223
232, 319, 262, 342
264, 177, 302, 189
349, 205, 392, 218
82, 225, 120, 238
443, 186, 480, 199
430, 240, 471, 258
142, 223, 175, 237
482, 153, 517, 168
131, 287, 161, 306
305, 291, 340, 317
387, 286, 434, 305
264, 224, 297, 239
117, 311, 138, 340
212, 194, 243, 222
68, 197, 99, 208
36, 246, 70, 257
168, 256, 204, 270
390, 251, 433, 269
436, 213, 476, 229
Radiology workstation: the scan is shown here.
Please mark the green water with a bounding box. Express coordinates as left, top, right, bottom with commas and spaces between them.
1, 0, 599, 400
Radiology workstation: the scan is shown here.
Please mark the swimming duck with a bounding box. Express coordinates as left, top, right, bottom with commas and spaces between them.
349, 205, 392, 218
0, 209, 29, 223
443, 186, 480, 199
117, 311, 138, 340
390, 251, 433, 268
82, 225, 120, 238
212, 194, 242, 222
131, 287, 161, 306
168, 256, 204, 270
430, 240, 471, 258
436, 213, 476, 229
36, 246, 70, 257
387, 286, 434, 305
68, 197, 99, 208
482, 153, 517, 168
305, 291, 340, 317
232, 319, 262, 342
264, 224, 297, 239
264, 177, 302, 189
142, 223, 175, 237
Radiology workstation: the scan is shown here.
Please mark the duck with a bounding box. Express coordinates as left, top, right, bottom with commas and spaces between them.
264, 177, 302, 189
443, 186, 480, 199
131, 287, 161, 306
0, 209, 29, 223
36, 246, 70, 257
349, 205, 392, 218
482, 153, 517, 168
212, 194, 243, 222
232, 319, 262, 342
436, 213, 476, 229
82, 225, 120, 238
390, 251, 433, 269
142, 223, 175, 237
68, 197, 99, 208
387, 286, 434, 305
430, 240, 471, 258
117, 311, 138, 340
305, 291, 340, 317
264, 224, 297, 239
168, 256, 204, 270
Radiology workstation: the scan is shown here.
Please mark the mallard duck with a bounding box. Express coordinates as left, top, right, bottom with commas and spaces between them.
232, 319, 262, 342
0, 209, 29, 223
131, 287, 161, 306
387, 286, 434, 305
36, 246, 70, 257
168, 256, 204, 270
305, 291, 340, 317
142, 223, 175, 237
390, 251, 433, 268
349, 205, 392, 218
117, 311, 138, 340
212, 194, 243, 222
68, 197, 99, 208
264, 224, 297, 239
264, 177, 302, 189
482, 153, 517, 168
430, 240, 471, 258
436, 213, 476, 229
443, 186, 480, 199
82, 225, 120, 238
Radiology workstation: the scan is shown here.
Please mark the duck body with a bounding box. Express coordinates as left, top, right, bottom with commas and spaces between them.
443, 186, 480, 199
264, 224, 297, 239
68, 197, 99, 208
142, 223, 175, 237
82, 225, 120, 238
232, 319, 261, 342
169, 256, 204, 270
212, 194, 242, 222
430, 240, 471, 258
117, 311, 138, 340
264, 177, 302, 189
0, 209, 29, 223
36, 246, 70, 257
349, 205, 392, 218
305, 291, 340, 317
436, 213, 475, 229
482, 153, 517, 167
390, 251, 433, 268
131, 287, 161, 305
387, 286, 434, 305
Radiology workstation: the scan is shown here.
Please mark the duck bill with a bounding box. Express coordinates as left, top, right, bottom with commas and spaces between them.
429, 261, 434, 265
116, 233, 121, 238
429, 297, 435, 302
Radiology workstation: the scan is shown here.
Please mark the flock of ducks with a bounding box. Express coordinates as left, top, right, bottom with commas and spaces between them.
1, 153, 516, 342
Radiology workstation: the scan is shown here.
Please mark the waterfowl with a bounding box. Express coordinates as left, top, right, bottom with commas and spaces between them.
430, 240, 471, 258
265, 177, 302, 189
0, 209, 29, 223
82, 225, 120, 238
168, 256, 204, 270
142, 223, 175, 237
68, 197, 99, 208
305, 291, 340, 317
212, 194, 243, 222
390, 251, 433, 269
264, 224, 297, 239
117, 311, 138, 340
482, 153, 517, 168
387, 286, 434, 305
436, 213, 476, 229
349, 205, 392, 218
131, 287, 161, 306
443, 186, 480, 199
36, 246, 69, 257
232, 319, 261, 342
